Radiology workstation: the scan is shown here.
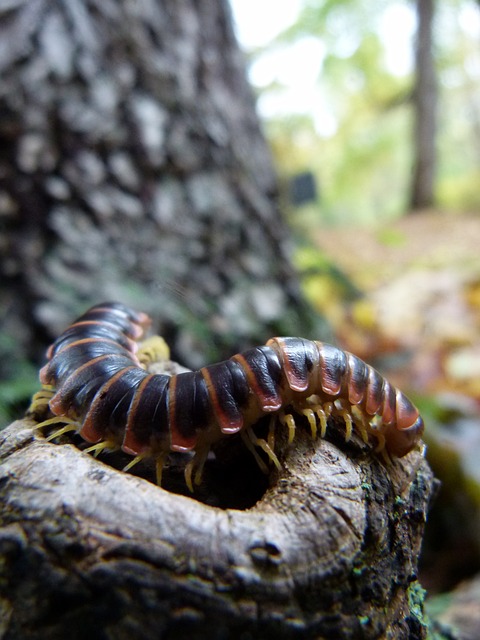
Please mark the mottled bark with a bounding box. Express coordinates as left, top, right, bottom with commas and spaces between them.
0, 407, 435, 638
0, 0, 322, 387
410, 0, 437, 210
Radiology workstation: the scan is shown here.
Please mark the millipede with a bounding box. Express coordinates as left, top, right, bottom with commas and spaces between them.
30, 302, 425, 491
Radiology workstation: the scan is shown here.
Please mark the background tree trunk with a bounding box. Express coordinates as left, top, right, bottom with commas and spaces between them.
0, 0, 323, 404
410, 0, 438, 210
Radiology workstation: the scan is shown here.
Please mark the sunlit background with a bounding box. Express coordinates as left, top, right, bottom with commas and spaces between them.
231, 0, 480, 224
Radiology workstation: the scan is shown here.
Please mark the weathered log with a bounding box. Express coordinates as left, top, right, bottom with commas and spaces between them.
0, 401, 435, 639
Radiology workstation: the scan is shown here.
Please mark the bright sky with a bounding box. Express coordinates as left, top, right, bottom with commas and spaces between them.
228, 1, 418, 136
230, 0, 303, 48
229, 1, 480, 136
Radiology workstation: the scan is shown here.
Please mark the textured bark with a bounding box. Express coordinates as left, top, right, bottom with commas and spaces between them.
0, 0, 322, 382
410, 0, 437, 210
0, 409, 435, 639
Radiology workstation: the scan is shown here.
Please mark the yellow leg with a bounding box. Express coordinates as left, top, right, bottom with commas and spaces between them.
339, 409, 353, 442
350, 406, 374, 446
240, 429, 268, 474
83, 440, 117, 457
28, 386, 55, 414
184, 444, 210, 492
33, 415, 78, 440
315, 406, 328, 438
379, 443, 393, 465
44, 423, 78, 441
301, 407, 317, 440
373, 431, 386, 454
184, 461, 195, 493
123, 453, 147, 472
267, 415, 276, 452
155, 453, 167, 486
357, 418, 370, 444
281, 412, 296, 444
33, 416, 72, 431
244, 426, 281, 471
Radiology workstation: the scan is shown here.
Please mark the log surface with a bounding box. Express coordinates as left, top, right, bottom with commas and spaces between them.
0, 412, 434, 640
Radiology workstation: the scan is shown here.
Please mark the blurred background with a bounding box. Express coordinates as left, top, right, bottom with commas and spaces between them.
1, 0, 479, 633
231, 1, 480, 631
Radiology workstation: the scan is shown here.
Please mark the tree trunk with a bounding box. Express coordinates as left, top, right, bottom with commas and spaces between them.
0, 359, 436, 639
0, 0, 322, 389
410, 0, 438, 210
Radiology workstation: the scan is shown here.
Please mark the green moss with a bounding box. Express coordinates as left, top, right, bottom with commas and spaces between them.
408, 582, 428, 625
408, 582, 459, 640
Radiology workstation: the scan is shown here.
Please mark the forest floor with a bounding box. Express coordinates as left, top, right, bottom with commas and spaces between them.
312, 210, 480, 399
314, 210, 480, 291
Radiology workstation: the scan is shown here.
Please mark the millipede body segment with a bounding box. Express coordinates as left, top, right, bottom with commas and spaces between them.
34, 302, 425, 490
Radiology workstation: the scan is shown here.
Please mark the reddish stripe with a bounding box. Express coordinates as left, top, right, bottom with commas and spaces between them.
231, 353, 282, 412
268, 338, 308, 392
381, 381, 396, 425
201, 366, 244, 434
121, 374, 153, 455
168, 376, 198, 451
365, 368, 383, 416
346, 354, 364, 405
318, 346, 342, 395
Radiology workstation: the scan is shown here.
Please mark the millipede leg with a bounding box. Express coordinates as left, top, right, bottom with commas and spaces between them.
372, 430, 386, 454
301, 407, 317, 440
33, 416, 72, 431
183, 444, 211, 492
28, 386, 55, 415
123, 453, 147, 473
240, 430, 268, 474
83, 440, 117, 457
350, 406, 370, 444
267, 415, 276, 452
184, 461, 195, 493
357, 420, 370, 444
339, 409, 353, 442
155, 453, 167, 486
244, 427, 281, 471
34, 416, 79, 441
45, 423, 78, 441
315, 406, 328, 438
380, 446, 393, 465
320, 402, 333, 437
280, 412, 296, 444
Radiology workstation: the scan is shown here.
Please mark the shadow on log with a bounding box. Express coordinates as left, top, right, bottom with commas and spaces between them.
1, 406, 435, 639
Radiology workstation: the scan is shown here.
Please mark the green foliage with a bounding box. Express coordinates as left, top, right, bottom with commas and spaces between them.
247, 0, 480, 226
0, 332, 39, 428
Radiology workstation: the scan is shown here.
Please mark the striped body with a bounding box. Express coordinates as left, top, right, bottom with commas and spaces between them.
39, 302, 424, 470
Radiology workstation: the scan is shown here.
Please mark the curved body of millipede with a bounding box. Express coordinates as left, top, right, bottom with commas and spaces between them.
32, 302, 424, 490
